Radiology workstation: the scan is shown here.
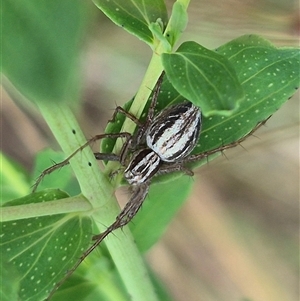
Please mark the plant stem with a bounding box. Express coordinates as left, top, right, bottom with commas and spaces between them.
0, 194, 92, 222
36, 102, 158, 301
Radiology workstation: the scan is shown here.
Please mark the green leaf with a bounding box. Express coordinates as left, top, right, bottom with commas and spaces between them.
162, 41, 245, 116
50, 274, 96, 301
149, 21, 171, 52
0, 262, 20, 301
93, 0, 168, 46
131, 176, 193, 252
191, 35, 300, 156
2, 0, 88, 104
100, 100, 133, 159
164, 1, 188, 47
0, 190, 92, 301
0, 152, 31, 204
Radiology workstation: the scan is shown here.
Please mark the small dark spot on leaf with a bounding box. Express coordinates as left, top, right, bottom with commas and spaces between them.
88, 162, 92, 166
72, 129, 76, 134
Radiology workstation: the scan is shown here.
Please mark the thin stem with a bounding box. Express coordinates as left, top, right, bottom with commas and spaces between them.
0, 194, 92, 222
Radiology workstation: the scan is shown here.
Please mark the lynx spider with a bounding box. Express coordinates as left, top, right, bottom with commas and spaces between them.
35, 72, 268, 300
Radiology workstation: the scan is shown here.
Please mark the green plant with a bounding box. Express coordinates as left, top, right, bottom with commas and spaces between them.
1, 1, 299, 301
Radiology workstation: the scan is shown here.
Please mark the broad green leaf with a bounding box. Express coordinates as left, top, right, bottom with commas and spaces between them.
0, 190, 92, 301
157, 35, 300, 160
1, 152, 30, 203
93, 0, 168, 46
191, 35, 300, 156
2, 0, 88, 104
131, 176, 193, 252
162, 41, 245, 116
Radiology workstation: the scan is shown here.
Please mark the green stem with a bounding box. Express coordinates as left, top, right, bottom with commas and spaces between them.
0, 194, 92, 222
37, 102, 158, 301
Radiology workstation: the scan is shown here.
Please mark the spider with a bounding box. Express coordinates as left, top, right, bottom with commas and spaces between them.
34, 72, 268, 299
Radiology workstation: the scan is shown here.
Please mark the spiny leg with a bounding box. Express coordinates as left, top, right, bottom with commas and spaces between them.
145, 72, 165, 126
32, 132, 132, 192
92, 182, 150, 241
157, 163, 194, 177
185, 117, 271, 164
134, 72, 165, 145
105, 74, 165, 137
108, 106, 143, 127
152, 118, 271, 180
45, 182, 150, 301
94, 153, 119, 161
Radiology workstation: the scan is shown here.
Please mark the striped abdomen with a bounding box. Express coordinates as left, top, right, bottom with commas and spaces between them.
146, 102, 201, 162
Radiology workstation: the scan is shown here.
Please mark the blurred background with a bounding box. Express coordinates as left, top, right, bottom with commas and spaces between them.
2, 0, 299, 300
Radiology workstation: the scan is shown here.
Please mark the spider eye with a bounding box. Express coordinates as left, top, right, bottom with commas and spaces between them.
124, 149, 161, 185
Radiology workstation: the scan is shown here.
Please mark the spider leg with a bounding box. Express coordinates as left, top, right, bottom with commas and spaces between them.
32, 132, 132, 192
94, 135, 133, 180
44, 182, 150, 300
152, 118, 271, 179
92, 182, 150, 241
144, 72, 165, 126
157, 163, 194, 177
185, 118, 270, 164
134, 72, 165, 146
108, 106, 143, 127
94, 131, 133, 166
94, 153, 120, 161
